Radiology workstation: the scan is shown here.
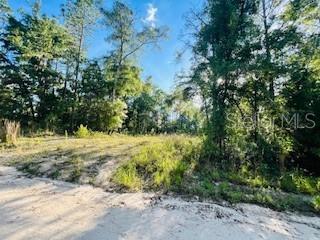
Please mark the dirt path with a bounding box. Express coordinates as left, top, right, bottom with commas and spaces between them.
0, 166, 320, 240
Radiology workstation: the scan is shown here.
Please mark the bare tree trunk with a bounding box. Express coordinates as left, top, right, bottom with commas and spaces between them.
71, 23, 84, 130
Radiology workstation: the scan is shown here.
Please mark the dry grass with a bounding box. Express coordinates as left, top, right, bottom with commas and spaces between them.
0, 120, 20, 145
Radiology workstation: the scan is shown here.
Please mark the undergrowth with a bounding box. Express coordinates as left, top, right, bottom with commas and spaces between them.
113, 139, 320, 213
113, 137, 201, 191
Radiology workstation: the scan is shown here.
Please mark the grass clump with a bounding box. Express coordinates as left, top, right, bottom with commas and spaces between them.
74, 125, 91, 138
113, 162, 142, 190
69, 156, 84, 182
183, 176, 313, 212
113, 137, 201, 191
0, 119, 20, 145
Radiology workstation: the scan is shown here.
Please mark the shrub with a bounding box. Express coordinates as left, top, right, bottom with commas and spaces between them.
280, 173, 297, 192
217, 181, 231, 199
0, 119, 20, 145
294, 176, 317, 195
317, 179, 320, 192
247, 175, 268, 188
312, 195, 320, 212
280, 172, 317, 195
253, 193, 274, 206
210, 171, 221, 181
74, 125, 90, 138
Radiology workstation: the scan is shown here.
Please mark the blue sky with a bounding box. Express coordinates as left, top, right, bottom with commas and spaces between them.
8, 0, 204, 92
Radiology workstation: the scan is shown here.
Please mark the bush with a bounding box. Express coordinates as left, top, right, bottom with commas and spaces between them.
0, 119, 20, 145
280, 173, 297, 192
74, 125, 91, 138
280, 172, 317, 195
247, 175, 268, 188
312, 195, 320, 212
294, 176, 317, 195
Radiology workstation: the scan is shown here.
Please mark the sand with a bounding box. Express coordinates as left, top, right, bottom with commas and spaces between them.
0, 166, 319, 240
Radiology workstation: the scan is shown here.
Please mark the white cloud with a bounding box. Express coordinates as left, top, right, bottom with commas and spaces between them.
144, 3, 158, 28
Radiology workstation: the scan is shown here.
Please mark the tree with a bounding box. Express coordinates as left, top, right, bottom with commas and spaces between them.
186, 0, 259, 160
170, 88, 204, 135
63, 0, 101, 128
104, 57, 143, 100
125, 81, 170, 134
281, 0, 320, 171
2, 3, 73, 128
102, 0, 167, 100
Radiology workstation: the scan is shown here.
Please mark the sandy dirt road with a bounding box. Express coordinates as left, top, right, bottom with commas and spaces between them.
0, 166, 319, 240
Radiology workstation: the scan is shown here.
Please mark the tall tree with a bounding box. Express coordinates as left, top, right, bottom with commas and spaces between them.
281, 0, 320, 171
63, 0, 101, 128
3, 3, 73, 128
102, 0, 167, 100
189, 0, 259, 159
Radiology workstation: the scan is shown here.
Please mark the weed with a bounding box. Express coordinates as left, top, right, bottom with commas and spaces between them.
69, 157, 84, 182
113, 138, 201, 191
113, 163, 142, 191
74, 125, 90, 138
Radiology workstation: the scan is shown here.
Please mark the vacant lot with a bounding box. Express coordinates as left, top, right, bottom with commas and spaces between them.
0, 135, 177, 190
0, 135, 319, 213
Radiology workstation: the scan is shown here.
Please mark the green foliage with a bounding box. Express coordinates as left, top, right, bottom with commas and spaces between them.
101, 0, 166, 100
280, 174, 297, 192
0, 0, 10, 25
113, 162, 142, 191
96, 100, 127, 132
6, 14, 73, 62
293, 176, 317, 195
280, 172, 318, 195
185, 175, 313, 212
312, 195, 320, 212
113, 137, 201, 191
74, 124, 90, 138
0, 0, 320, 215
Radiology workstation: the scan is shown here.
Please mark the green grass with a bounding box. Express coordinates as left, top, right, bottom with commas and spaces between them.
109, 136, 320, 213
1, 133, 319, 213
0, 134, 180, 186
113, 136, 201, 191
69, 156, 85, 182
180, 176, 313, 212
198, 165, 320, 196
112, 162, 142, 190
313, 195, 320, 212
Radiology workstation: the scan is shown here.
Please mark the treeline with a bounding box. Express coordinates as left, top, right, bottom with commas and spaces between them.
0, 0, 203, 135
182, 0, 319, 173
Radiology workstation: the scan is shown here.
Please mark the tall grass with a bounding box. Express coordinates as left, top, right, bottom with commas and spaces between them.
113, 137, 201, 191
0, 119, 20, 145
